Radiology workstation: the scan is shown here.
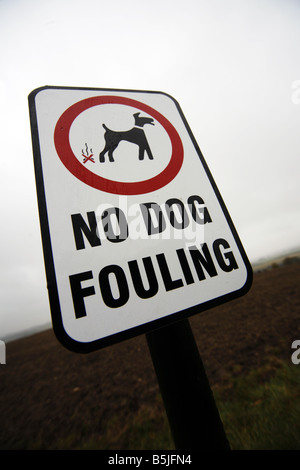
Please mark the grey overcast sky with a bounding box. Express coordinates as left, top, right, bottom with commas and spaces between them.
1, 0, 300, 339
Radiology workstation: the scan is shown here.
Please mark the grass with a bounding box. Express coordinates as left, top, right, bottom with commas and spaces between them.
214, 358, 300, 450
95, 356, 300, 450
99, 404, 174, 450
30, 356, 300, 450
38, 396, 175, 450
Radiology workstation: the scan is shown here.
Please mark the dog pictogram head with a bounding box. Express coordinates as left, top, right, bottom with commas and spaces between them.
133, 112, 155, 127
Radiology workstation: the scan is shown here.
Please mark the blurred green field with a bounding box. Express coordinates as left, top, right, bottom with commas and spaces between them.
215, 358, 300, 450
53, 355, 300, 450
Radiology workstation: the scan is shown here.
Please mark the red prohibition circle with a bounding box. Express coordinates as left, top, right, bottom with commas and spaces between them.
54, 95, 184, 195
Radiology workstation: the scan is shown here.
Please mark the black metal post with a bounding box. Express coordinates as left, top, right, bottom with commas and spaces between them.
146, 318, 230, 450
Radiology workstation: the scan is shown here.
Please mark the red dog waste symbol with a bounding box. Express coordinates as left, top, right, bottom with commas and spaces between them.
82, 143, 95, 164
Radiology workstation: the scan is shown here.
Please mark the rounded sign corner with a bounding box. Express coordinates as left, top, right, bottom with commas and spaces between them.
228, 255, 253, 302
241, 259, 253, 295
28, 85, 52, 102
52, 322, 97, 354
152, 89, 181, 104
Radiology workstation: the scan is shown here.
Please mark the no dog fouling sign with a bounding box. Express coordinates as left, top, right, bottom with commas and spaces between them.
29, 86, 252, 353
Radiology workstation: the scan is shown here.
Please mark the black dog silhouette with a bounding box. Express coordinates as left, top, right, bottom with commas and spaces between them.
99, 112, 154, 163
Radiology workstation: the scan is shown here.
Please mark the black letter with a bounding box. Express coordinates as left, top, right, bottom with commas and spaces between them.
176, 248, 195, 285
69, 271, 95, 318
213, 238, 238, 272
102, 207, 128, 243
165, 198, 189, 229
189, 244, 218, 280
140, 202, 166, 235
71, 212, 101, 250
156, 253, 184, 291
99, 265, 129, 308
128, 257, 159, 299
187, 195, 212, 224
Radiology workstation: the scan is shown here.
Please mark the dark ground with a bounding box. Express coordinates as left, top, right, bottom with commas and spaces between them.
1, 258, 300, 449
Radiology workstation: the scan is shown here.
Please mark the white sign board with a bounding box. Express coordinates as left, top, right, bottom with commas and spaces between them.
29, 86, 252, 352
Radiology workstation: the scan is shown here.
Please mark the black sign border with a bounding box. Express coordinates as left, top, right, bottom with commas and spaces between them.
28, 85, 253, 354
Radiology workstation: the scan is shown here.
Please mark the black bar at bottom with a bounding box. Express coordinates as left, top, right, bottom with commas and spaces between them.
146, 318, 230, 450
